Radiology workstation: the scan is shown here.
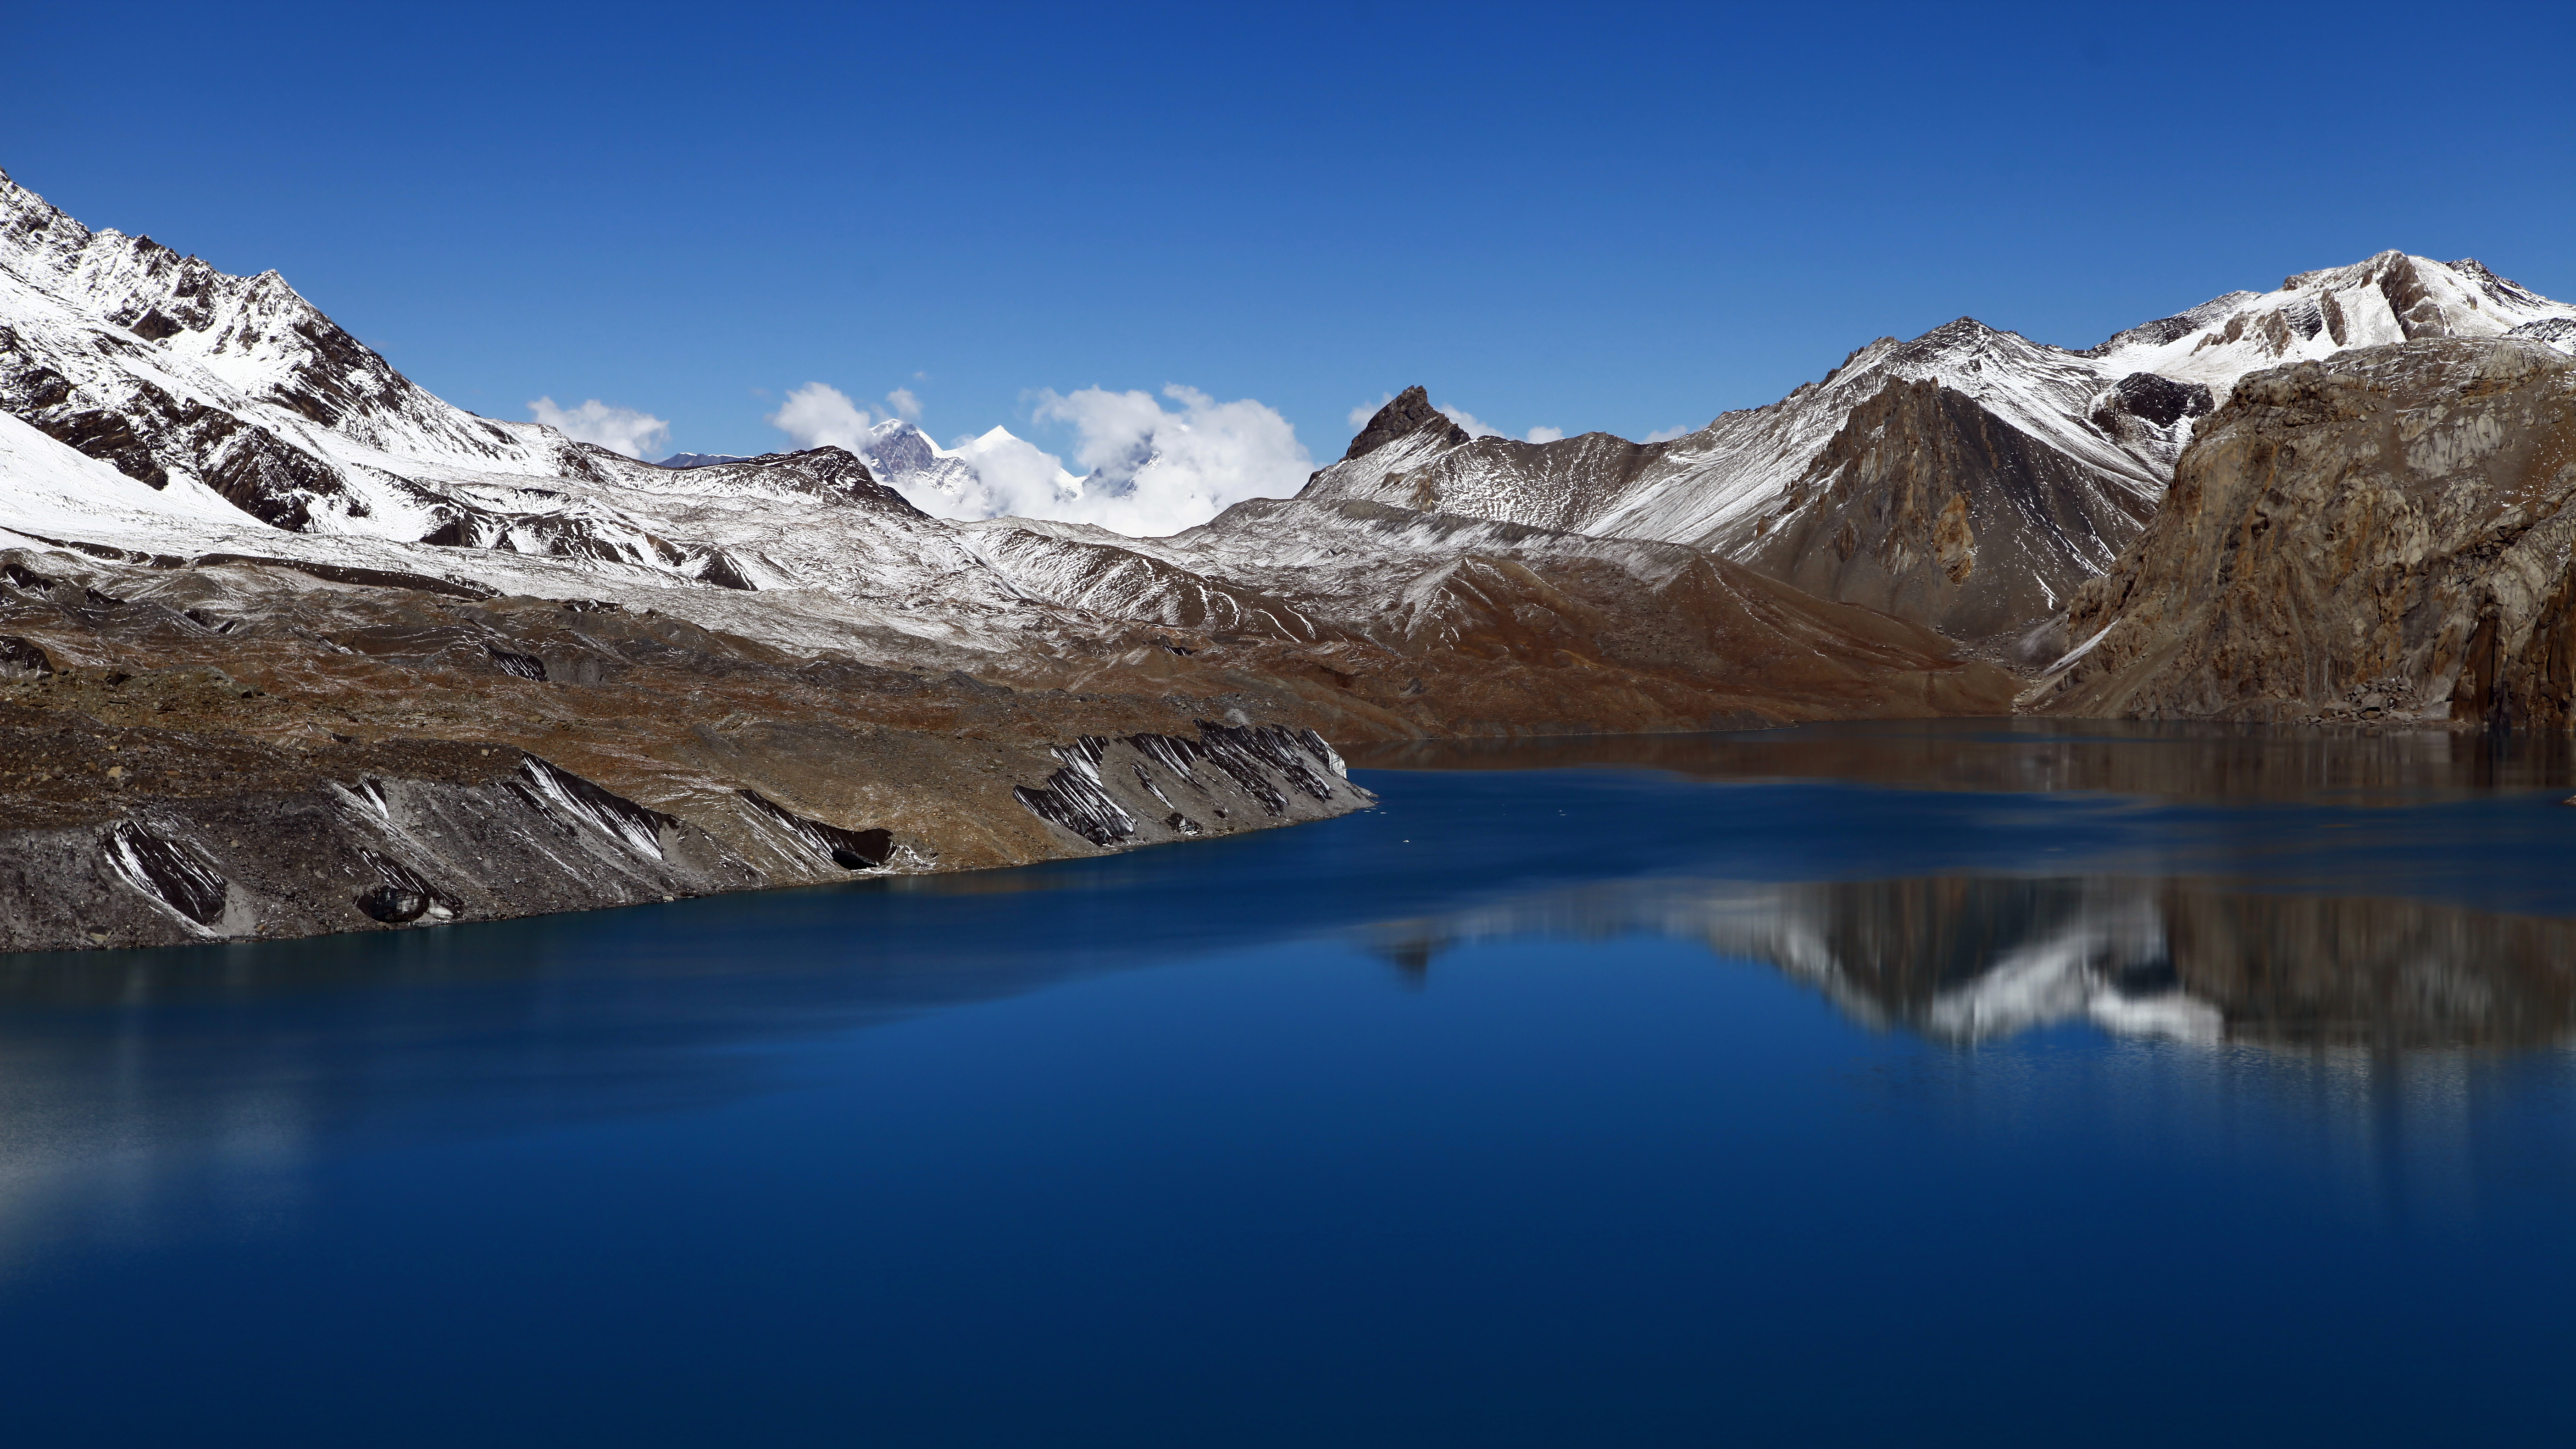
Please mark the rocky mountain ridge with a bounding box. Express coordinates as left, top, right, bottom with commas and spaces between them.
1309, 255, 2576, 648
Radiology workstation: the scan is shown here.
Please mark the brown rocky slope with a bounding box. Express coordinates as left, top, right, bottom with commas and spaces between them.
2026, 337, 2576, 724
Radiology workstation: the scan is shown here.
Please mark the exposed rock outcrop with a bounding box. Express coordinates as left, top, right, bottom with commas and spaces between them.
1343, 385, 1472, 461
2027, 338, 2576, 724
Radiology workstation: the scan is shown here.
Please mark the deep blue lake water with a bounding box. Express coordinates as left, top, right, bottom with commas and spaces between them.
3, 721, 2574, 1446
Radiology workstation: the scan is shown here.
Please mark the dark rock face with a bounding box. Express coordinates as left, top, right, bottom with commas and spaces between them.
741, 788, 893, 870
1007, 727, 1353, 848
662, 446, 925, 516
858, 424, 941, 475
104, 819, 230, 925
0, 634, 50, 679
2512, 317, 2576, 350
2097, 372, 2215, 430
353, 846, 455, 923
2030, 339, 2576, 723
1343, 386, 1472, 461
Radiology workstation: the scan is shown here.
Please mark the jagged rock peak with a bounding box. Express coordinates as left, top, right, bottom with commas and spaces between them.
1344, 386, 1471, 460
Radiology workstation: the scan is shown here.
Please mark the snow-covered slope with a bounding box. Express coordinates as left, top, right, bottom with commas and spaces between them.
0, 169, 599, 533
0, 167, 1103, 655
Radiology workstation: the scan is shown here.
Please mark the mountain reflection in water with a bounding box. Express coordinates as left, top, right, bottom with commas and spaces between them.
1349, 721, 2576, 1049
1365, 875, 2576, 1049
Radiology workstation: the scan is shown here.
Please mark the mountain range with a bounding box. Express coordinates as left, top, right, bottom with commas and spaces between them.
4, 160, 2570, 949
1307, 254, 2576, 651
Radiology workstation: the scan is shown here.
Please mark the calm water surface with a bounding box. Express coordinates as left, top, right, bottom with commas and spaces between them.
4, 720, 2574, 1446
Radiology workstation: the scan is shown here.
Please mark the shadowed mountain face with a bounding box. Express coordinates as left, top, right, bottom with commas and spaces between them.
1728, 376, 2158, 643
1305, 259, 2576, 647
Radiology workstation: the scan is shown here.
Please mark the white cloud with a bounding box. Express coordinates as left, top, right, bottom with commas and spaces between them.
936, 427, 1084, 516
1019, 383, 1315, 536
1438, 405, 1503, 439
1348, 394, 1394, 432
766, 382, 878, 450
1524, 426, 1565, 444
765, 378, 1314, 537
527, 396, 671, 459
1644, 424, 1694, 443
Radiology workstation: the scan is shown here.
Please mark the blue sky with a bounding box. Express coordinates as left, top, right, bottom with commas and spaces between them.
13, 0, 2574, 465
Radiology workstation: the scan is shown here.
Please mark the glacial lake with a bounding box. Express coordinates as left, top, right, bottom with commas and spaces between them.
4, 720, 2574, 1446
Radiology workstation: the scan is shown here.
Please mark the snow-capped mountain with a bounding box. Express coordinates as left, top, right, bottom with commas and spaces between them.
0, 166, 2001, 731
1307, 255, 2576, 646
0, 169, 600, 535
2086, 251, 2576, 388
856, 415, 1256, 537
855, 418, 1020, 513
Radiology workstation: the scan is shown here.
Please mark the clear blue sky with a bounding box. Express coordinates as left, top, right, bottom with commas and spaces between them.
13, 0, 2573, 461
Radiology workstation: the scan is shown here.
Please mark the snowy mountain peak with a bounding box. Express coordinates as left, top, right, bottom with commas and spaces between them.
2089, 251, 2576, 392
855, 418, 987, 513
861, 417, 948, 475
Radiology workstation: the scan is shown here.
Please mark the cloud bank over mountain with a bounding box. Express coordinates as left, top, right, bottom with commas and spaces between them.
767, 380, 1312, 537
764, 382, 911, 450
527, 397, 671, 458
1028, 384, 1311, 536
